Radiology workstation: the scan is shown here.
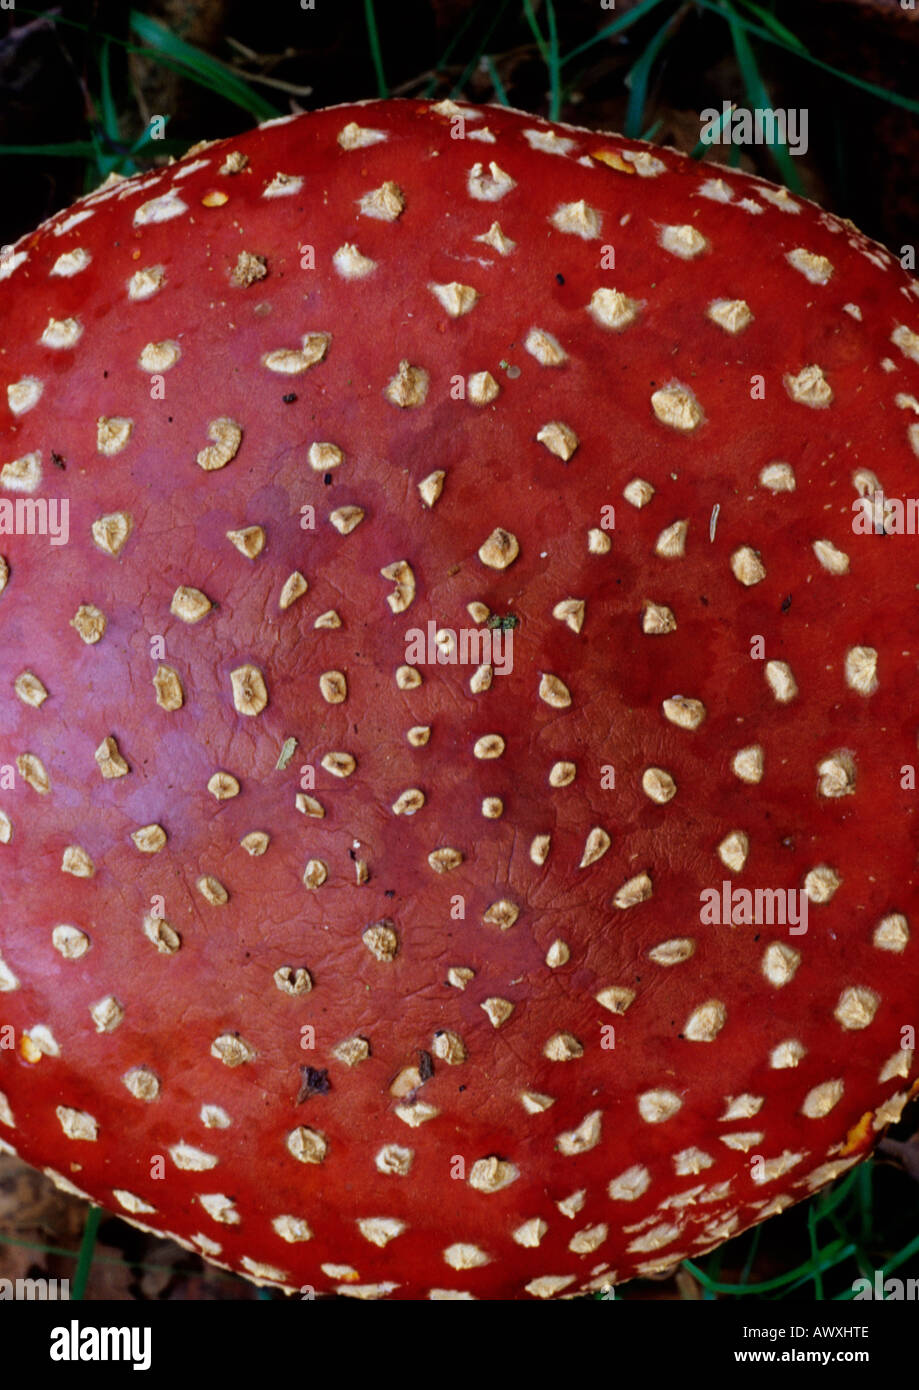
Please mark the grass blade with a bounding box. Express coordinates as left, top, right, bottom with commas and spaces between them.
690, 100, 734, 158
449, 0, 514, 100
20, 7, 280, 118
98, 38, 119, 145
128, 11, 280, 120
0, 141, 98, 157
769, 1243, 858, 1299
483, 55, 510, 107
432, 0, 489, 77
693, 0, 919, 115
521, 0, 549, 62
857, 1162, 872, 1245
545, 0, 561, 120
813, 1166, 861, 1219
624, 9, 679, 139
881, 1229, 919, 1277
71, 1206, 102, 1301
129, 120, 166, 155
423, 0, 494, 98
807, 1204, 825, 1299
723, 2, 803, 190
93, 38, 129, 179
363, 0, 387, 98
685, 1239, 853, 1295
736, 0, 809, 54
738, 1224, 763, 1285
560, 0, 673, 68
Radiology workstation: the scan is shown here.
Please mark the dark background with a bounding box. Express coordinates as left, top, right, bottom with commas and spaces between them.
0, 0, 917, 252
0, 0, 917, 1302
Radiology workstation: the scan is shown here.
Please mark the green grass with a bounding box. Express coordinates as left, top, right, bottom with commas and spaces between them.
3, 0, 917, 196
126, 11, 280, 120
446, 0, 515, 103
0, 1150, 914, 1300
0, 0, 915, 1303
623, 7, 683, 141
598, 1157, 919, 1301
4, 7, 278, 186
363, 0, 388, 98
722, 2, 802, 191
693, 0, 919, 116
71, 1206, 102, 1302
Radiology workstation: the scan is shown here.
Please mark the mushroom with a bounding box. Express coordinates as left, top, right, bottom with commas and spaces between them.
0, 98, 917, 1301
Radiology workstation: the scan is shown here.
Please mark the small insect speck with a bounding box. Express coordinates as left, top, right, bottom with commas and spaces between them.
297, 1066, 330, 1103
781, 594, 792, 612
324, 472, 332, 485
555, 272, 565, 285
283, 392, 297, 403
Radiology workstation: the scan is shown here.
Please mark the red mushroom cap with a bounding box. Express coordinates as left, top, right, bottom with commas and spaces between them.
1, 98, 918, 1300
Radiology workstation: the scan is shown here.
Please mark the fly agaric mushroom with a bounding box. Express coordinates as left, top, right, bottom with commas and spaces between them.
1, 98, 918, 1301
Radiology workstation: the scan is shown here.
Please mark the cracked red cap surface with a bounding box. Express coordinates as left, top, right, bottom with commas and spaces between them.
1, 97, 918, 1300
